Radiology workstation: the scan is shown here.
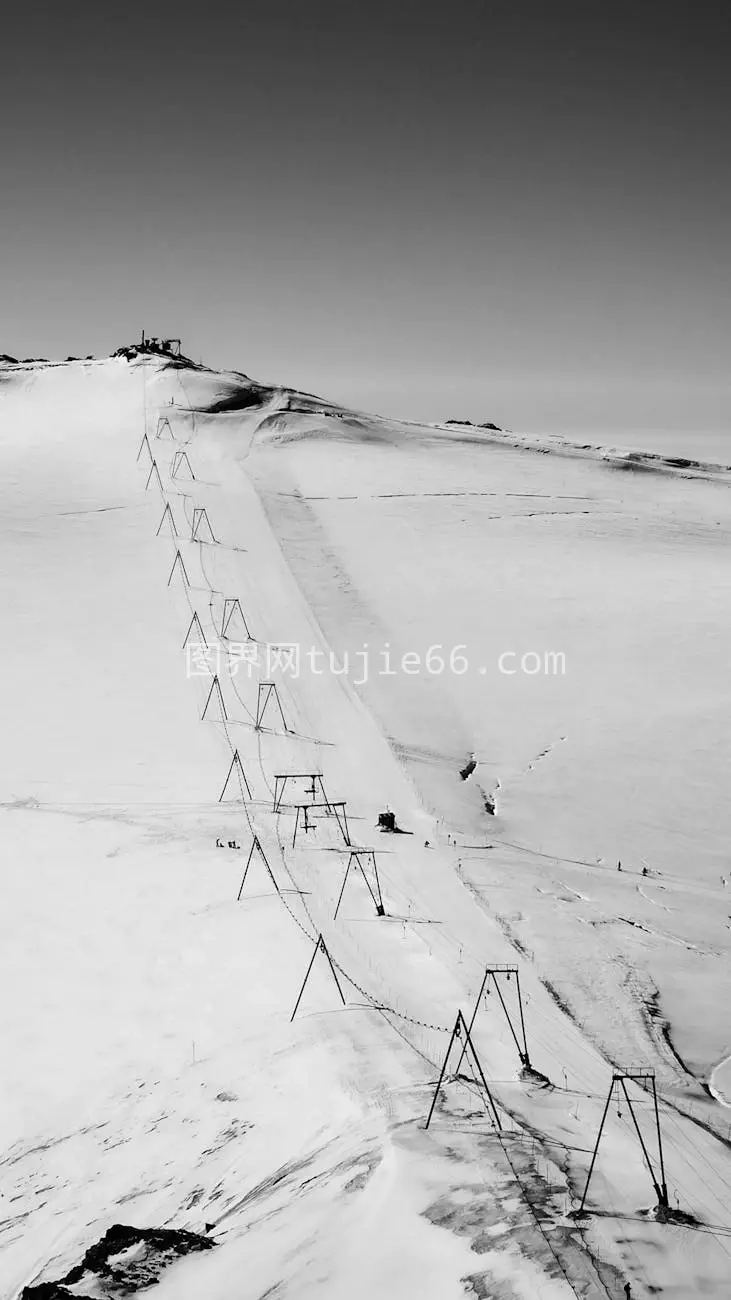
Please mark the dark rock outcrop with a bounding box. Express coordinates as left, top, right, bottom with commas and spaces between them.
20, 1223, 214, 1298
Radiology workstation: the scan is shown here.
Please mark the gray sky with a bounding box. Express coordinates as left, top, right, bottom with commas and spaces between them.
2, 1, 729, 433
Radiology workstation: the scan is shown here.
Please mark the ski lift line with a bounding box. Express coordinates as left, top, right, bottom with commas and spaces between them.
264, 783, 453, 1034
206, 613, 330, 746
177, 469, 331, 746
136, 470, 649, 1113
172, 521, 257, 728
663, 1107, 731, 1197
210, 609, 280, 734
191, 622, 451, 1037
580, 1181, 654, 1300
140, 417, 626, 1289
143, 401, 720, 1261
261, 775, 677, 1262
425, 1090, 591, 1300
497, 1128, 602, 1300
154, 436, 652, 1170
272, 851, 450, 1033
426, 1011, 503, 1131
276, 836, 451, 1032
659, 1110, 731, 1211
262, 752, 594, 1090
226, 664, 265, 730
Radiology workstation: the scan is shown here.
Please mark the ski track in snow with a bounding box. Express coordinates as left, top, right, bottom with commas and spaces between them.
637, 884, 673, 912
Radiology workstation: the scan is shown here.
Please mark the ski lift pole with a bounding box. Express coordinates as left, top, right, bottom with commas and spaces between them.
578, 1080, 615, 1214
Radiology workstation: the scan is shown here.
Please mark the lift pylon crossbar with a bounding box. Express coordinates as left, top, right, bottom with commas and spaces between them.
292, 802, 350, 848
156, 502, 177, 537
290, 933, 346, 1021
182, 611, 207, 649
333, 849, 385, 919
167, 549, 190, 588
272, 773, 329, 813
218, 749, 252, 802
237, 836, 280, 899
616, 1066, 657, 1081
578, 1071, 669, 1214
458, 965, 531, 1074
202, 674, 227, 721
425, 1010, 502, 1131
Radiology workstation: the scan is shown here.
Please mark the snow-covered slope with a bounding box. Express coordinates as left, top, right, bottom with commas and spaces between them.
1, 355, 730, 1299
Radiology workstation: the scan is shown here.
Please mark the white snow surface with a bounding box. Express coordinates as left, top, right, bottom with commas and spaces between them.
1, 355, 730, 1299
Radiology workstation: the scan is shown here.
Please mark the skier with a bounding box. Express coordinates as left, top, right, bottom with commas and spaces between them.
617, 860, 622, 872
624, 1283, 632, 1299
216, 838, 223, 848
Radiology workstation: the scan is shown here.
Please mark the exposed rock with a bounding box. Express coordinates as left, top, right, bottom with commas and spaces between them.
445, 418, 502, 431
20, 1223, 214, 1298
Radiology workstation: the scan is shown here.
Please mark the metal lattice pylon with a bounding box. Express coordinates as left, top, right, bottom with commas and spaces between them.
156, 416, 175, 440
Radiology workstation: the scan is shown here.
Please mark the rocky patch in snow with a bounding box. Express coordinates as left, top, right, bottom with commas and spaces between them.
20, 1223, 214, 1298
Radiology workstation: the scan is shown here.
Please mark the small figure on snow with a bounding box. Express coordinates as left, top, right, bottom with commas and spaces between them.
216, 838, 224, 848
624, 1283, 632, 1299
642, 867, 649, 877
617, 860, 622, 871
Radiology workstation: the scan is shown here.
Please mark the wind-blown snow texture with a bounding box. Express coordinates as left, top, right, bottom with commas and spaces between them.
1, 354, 730, 1298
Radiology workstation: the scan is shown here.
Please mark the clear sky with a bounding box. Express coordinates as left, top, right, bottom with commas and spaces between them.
1, 1, 729, 433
